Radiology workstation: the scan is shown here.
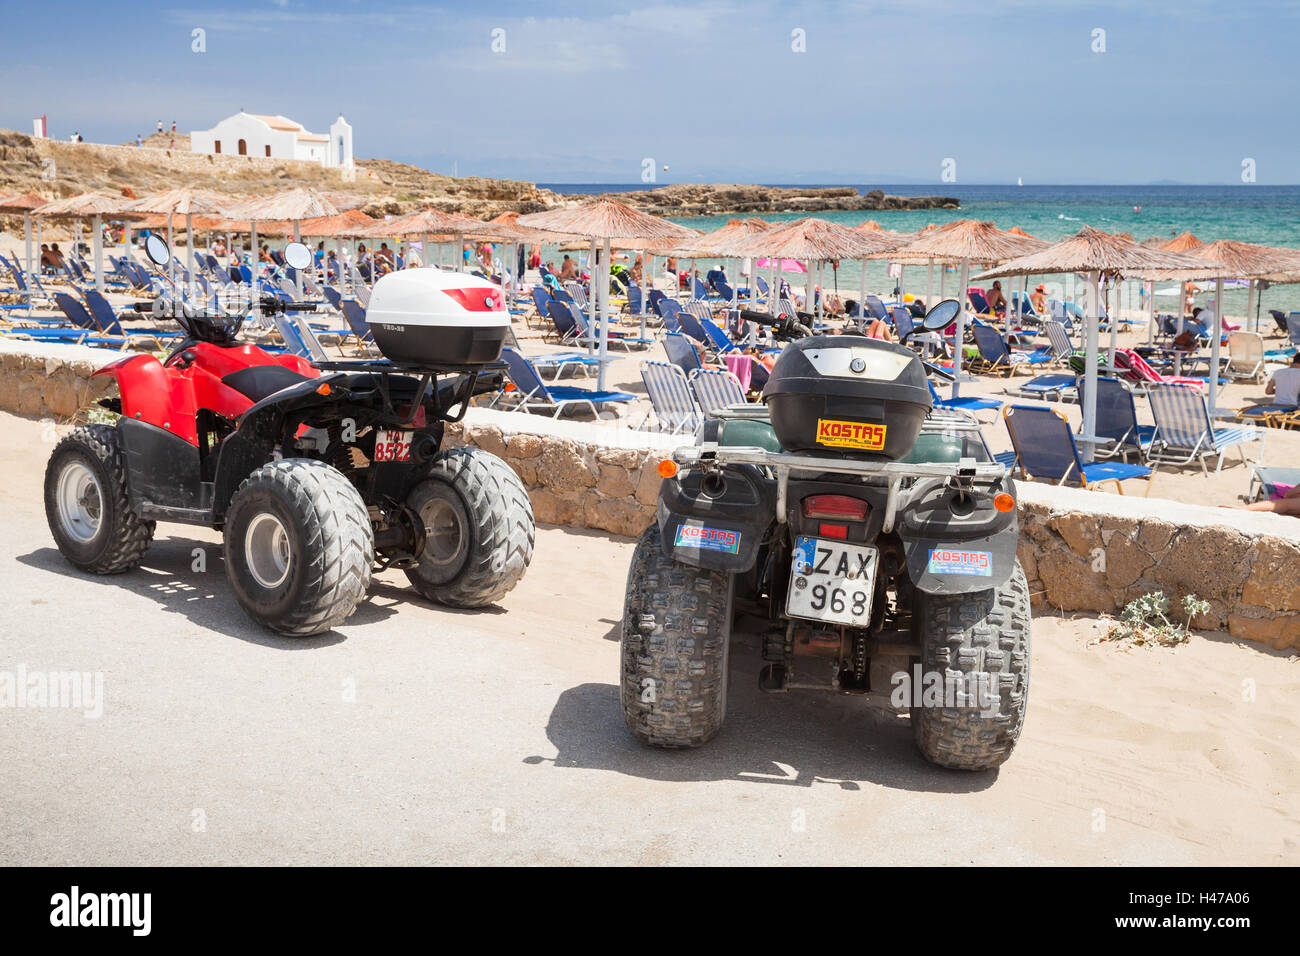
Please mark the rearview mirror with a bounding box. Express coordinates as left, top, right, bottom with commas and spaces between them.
284, 241, 312, 271
144, 234, 171, 267
922, 298, 960, 332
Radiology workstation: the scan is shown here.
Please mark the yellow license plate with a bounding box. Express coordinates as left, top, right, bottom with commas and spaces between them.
815, 418, 887, 451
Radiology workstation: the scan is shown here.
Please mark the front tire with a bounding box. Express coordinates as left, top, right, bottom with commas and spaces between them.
621, 524, 733, 748
44, 424, 155, 574
224, 459, 373, 636
404, 448, 535, 608
911, 563, 1031, 771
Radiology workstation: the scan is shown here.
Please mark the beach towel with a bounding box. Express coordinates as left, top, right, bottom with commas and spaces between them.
723, 354, 753, 391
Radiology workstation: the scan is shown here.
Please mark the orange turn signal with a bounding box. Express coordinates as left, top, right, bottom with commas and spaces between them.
657, 459, 678, 478
315, 383, 331, 396
993, 492, 1015, 513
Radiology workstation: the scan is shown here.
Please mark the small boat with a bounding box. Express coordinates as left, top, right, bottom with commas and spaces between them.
1017, 177, 1023, 186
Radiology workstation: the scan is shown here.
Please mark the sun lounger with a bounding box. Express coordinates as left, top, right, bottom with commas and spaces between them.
1147, 383, 1262, 475
638, 360, 703, 433
1247, 465, 1300, 502
499, 347, 636, 418
688, 367, 748, 416
1076, 376, 1155, 461
1005, 372, 1078, 402
927, 379, 1001, 415
970, 324, 1052, 376
1002, 404, 1154, 494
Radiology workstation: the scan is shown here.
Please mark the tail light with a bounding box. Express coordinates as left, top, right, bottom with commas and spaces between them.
442, 288, 504, 311
802, 494, 869, 521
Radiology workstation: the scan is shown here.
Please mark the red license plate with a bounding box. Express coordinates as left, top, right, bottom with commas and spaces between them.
373, 429, 413, 462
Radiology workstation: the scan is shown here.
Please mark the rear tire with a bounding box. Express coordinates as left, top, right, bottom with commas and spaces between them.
404, 448, 534, 608
621, 524, 733, 748
224, 459, 373, 636
911, 563, 1031, 771
44, 424, 155, 574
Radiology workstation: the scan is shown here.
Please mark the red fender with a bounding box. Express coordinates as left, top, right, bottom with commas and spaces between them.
94, 354, 200, 446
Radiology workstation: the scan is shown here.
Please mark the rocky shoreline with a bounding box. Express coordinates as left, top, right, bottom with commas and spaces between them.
566, 184, 959, 216
0, 128, 957, 220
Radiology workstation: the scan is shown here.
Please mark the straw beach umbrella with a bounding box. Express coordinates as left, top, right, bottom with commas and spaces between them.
0, 192, 46, 276
973, 227, 1223, 454
670, 217, 773, 312
519, 199, 696, 390
881, 220, 1048, 392
727, 217, 906, 325
124, 187, 230, 287
357, 207, 486, 273
33, 191, 146, 295
227, 188, 340, 296
1147, 239, 1300, 413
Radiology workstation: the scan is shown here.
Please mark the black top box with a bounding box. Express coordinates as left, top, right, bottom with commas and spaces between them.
761, 335, 933, 459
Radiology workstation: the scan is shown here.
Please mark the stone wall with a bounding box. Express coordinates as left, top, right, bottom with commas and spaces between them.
4, 343, 1297, 649
0, 341, 115, 419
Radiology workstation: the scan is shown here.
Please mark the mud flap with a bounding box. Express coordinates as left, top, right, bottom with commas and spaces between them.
901, 521, 1020, 594
655, 464, 776, 573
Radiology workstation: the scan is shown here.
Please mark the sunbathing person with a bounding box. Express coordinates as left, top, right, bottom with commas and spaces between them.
558, 255, 578, 281
986, 281, 1007, 314
1245, 483, 1300, 516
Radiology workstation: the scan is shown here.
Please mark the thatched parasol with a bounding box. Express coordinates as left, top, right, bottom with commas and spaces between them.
0, 192, 48, 275
518, 199, 697, 389
878, 221, 1048, 392
125, 187, 232, 281
223, 188, 342, 295
973, 226, 1236, 438
724, 217, 911, 319
1160, 231, 1205, 253
33, 191, 147, 294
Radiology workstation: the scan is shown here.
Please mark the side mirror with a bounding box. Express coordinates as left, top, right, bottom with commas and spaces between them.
284, 241, 312, 271
145, 234, 171, 267
922, 298, 961, 332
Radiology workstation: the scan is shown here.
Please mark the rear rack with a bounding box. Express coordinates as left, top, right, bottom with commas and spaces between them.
673, 438, 1006, 534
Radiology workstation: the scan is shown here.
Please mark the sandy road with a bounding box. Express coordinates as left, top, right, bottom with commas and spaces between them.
0, 411, 1296, 866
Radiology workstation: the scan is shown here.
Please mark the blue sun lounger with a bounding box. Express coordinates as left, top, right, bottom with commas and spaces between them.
499, 347, 636, 418
1003, 404, 1154, 494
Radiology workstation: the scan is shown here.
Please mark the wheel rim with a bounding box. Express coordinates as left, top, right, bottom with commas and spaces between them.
56, 461, 103, 544
420, 497, 465, 569
245, 512, 292, 589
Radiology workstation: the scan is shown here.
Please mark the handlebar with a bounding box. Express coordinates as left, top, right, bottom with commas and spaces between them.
131, 301, 154, 313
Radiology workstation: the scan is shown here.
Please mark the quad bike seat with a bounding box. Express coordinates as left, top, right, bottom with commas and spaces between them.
221, 365, 314, 404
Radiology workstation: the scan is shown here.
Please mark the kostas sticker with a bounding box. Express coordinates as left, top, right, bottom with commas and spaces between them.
675, 524, 740, 554
816, 418, 887, 451
927, 548, 992, 576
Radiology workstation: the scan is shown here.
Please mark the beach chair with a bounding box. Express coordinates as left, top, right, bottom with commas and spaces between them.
638, 360, 703, 433
563, 281, 588, 310
696, 315, 741, 355
864, 295, 890, 322
80, 290, 181, 346
1267, 310, 1289, 336
570, 303, 654, 350
1005, 372, 1078, 402
1247, 466, 1300, 503
340, 300, 377, 346
927, 379, 1001, 416
688, 367, 748, 416
1146, 383, 1262, 475
1226, 331, 1266, 383
968, 290, 995, 315
1112, 348, 1207, 393
970, 324, 1052, 377
1042, 320, 1078, 367
498, 348, 636, 418
672, 306, 713, 348
1002, 405, 1154, 494
1284, 314, 1300, 350
1076, 376, 1156, 461
662, 331, 705, 377
1233, 403, 1300, 430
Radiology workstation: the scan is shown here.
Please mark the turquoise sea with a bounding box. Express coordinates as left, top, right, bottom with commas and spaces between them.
539, 184, 1300, 316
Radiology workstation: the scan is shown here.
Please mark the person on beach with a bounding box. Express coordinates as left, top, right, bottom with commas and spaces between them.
1265, 353, 1300, 408
986, 281, 1007, 313
558, 255, 577, 281
1245, 483, 1300, 516
1031, 284, 1047, 314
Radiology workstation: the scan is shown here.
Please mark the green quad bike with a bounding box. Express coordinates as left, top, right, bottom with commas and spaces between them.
621, 307, 1031, 771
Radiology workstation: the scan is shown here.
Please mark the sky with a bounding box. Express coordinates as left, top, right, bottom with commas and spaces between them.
2, 0, 1297, 185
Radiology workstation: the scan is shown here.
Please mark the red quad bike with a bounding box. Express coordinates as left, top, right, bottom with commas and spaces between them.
44, 238, 534, 635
